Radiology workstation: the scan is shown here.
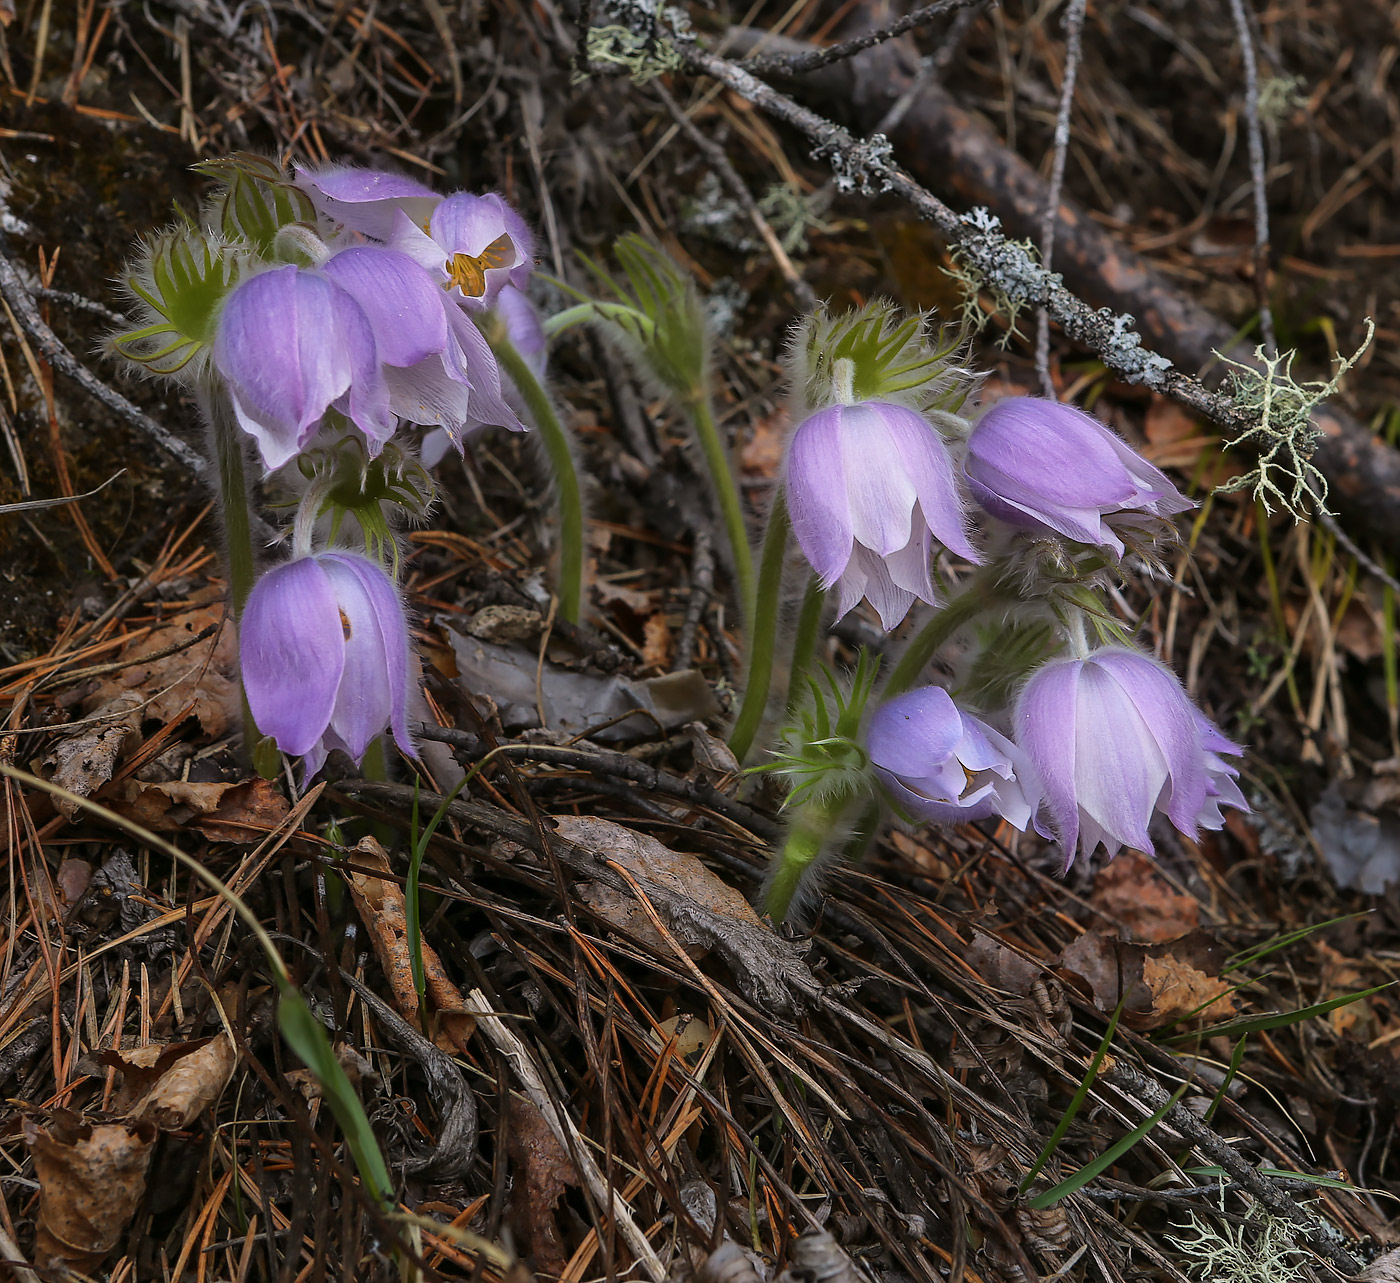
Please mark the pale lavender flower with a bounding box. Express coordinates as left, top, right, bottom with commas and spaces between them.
240, 551, 417, 779
785, 400, 979, 630
1013, 645, 1246, 866
321, 246, 524, 441
965, 397, 1193, 554
389, 191, 533, 310
420, 283, 545, 466
213, 265, 394, 470
293, 163, 440, 242
868, 685, 1039, 828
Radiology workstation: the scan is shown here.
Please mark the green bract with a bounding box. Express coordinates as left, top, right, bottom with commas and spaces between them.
756, 649, 880, 809
196, 153, 318, 259
554, 233, 710, 404
113, 226, 243, 379
790, 299, 977, 420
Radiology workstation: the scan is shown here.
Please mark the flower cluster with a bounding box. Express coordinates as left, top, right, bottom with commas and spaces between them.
114, 155, 548, 778
762, 308, 1247, 916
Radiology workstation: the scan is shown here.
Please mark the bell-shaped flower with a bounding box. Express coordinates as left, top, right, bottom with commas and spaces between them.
293, 162, 441, 243
321, 246, 524, 443
240, 551, 417, 780
213, 265, 394, 470
1013, 645, 1247, 866
785, 400, 980, 630
420, 283, 544, 466
965, 397, 1193, 555
389, 191, 533, 310
868, 685, 1039, 828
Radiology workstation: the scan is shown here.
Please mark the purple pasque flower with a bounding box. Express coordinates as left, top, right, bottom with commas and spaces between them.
321, 246, 525, 440
293, 163, 441, 243
389, 191, 533, 310
1013, 645, 1246, 866
420, 283, 545, 466
240, 551, 417, 779
965, 397, 1193, 555
785, 400, 980, 630
868, 685, 1039, 828
213, 265, 394, 470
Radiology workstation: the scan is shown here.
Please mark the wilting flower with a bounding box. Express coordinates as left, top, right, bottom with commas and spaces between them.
965, 397, 1192, 554
1013, 645, 1246, 865
240, 552, 416, 779
420, 283, 544, 466
389, 191, 533, 310
213, 265, 393, 469
785, 400, 979, 629
294, 163, 441, 243
321, 246, 524, 441
867, 685, 1038, 827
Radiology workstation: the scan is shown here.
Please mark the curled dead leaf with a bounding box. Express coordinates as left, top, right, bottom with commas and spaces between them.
132, 1033, 237, 1130
25, 1113, 156, 1273
1088, 851, 1200, 943
507, 1095, 579, 1276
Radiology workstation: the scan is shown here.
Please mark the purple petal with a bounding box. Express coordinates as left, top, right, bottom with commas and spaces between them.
884, 523, 936, 604
786, 407, 855, 585
294, 163, 440, 242
214, 266, 375, 469
1014, 659, 1085, 859
965, 471, 1119, 551
1071, 662, 1165, 853
428, 192, 534, 306
1091, 648, 1208, 835
855, 544, 918, 630
968, 398, 1140, 508
240, 558, 343, 756
495, 285, 547, 376
835, 403, 920, 556
321, 247, 449, 369
874, 402, 979, 561
320, 552, 417, 759
448, 307, 528, 432
867, 686, 963, 778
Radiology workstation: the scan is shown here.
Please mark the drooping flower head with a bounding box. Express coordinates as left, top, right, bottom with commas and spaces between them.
212, 264, 394, 470
390, 191, 533, 310
785, 400, 980, 630
321, 246, 525, 441
965, 397, 1193, 555
293, 163, 441, 243
1013, 645, 1246, 867
867, 685, 1039, 828
240, 551, 417, 780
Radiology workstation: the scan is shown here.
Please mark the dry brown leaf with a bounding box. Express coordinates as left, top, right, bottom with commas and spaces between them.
39, 609, 238, 814
343, 837, 476, 1051
1361, 1249, 1400, 1281
740, 411, 786, 479
132, 1034, 236, 1130
25, 1113, 156, 1273
555, 815, 763, 959
642, 612, 673, 669
506, 1094, 578, 1276
964, 930, 1043, 997
102, 776, 289, 842
1089, 852, 1201, 943
686, 721, 740, 791
1056, 931, 1152, 1021
1141, 954, 1235, 1026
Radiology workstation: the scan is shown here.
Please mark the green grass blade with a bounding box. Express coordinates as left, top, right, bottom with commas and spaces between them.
1027, 1082, 1190, 1209
1202, 1035, 1248, 1125
1161, 982, 1393, 1045
277, 983, 396, 1208
1224, 912, 1367, 972
1019, 995, 1126, 1193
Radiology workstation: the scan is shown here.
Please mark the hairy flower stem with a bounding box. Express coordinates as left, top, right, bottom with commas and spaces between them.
683, 394, 756, 622
883, 577, 999, 698
786, 575, 825, 713
729, 489, 790, 762
764, 787, 854, 922
487, 326, 585, 624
